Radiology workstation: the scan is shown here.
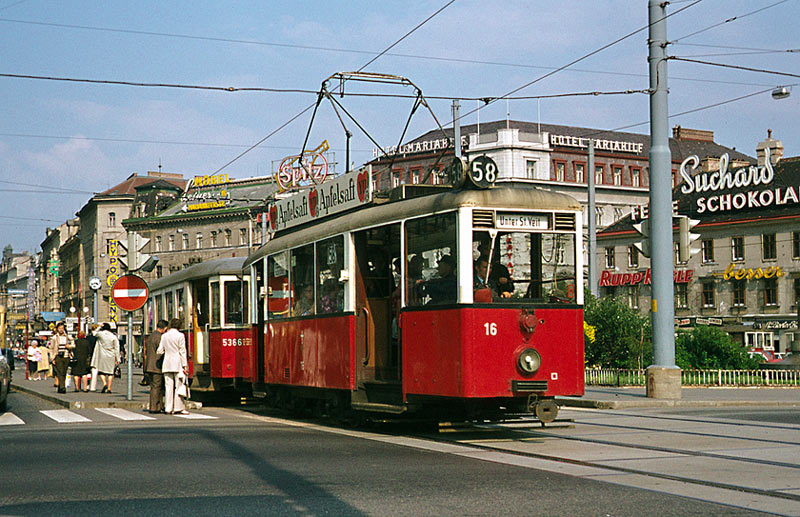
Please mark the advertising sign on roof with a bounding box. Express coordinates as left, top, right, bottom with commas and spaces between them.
269, 166, 372, 233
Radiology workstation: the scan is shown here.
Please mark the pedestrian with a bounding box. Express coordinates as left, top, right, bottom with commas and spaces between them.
48, 322, 74, 393
70, 332, 92, 392
90, 322, 121, 393
26, 340, 39, 380
144, 320, 168, 413
87, 324, 99, 391
157, 318, 189, 415
36, 340, 50, 381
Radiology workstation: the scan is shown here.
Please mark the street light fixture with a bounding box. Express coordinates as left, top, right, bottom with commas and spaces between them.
772, 86, 791, 100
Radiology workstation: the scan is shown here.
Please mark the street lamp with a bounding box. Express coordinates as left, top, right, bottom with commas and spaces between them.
772, 86, 791, 100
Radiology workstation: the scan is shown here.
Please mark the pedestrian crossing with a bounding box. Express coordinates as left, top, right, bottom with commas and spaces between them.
0, 408, 219, 426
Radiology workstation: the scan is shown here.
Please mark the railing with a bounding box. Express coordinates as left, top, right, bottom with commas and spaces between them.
586, 368, 800, 387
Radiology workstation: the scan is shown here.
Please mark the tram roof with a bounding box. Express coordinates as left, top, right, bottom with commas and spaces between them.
244, 186, 580, 268
148, 256, 247, 292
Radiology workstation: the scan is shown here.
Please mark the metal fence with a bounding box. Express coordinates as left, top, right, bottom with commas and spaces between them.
585, 368, 800, 387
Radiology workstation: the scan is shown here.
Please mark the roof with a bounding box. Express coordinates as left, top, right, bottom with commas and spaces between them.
375, 120, 755, 164
600, 157, 800, 238
97, 173, 186, 197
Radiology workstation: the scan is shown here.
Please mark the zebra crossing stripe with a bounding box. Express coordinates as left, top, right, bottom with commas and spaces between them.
41, 409, 91, 423
95, 408, 156, 421
174, 412, 217, 419
0, 412, 25, 426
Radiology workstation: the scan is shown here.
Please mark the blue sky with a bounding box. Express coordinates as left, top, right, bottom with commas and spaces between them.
1, 0, 797, 253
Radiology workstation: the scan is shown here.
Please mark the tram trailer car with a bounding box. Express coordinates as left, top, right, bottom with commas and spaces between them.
245, 186, 585, 422
147, 257, 256, 394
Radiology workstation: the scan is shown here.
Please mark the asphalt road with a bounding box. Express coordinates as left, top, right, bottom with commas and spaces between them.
0, 392, 770, 516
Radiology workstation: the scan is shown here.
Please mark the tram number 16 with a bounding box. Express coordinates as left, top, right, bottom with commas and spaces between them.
484, 322, 498, 336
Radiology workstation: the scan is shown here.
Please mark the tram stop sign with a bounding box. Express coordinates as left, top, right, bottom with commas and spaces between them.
111, 274, 149, 312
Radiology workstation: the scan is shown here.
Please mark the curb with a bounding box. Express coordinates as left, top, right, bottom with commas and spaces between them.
556, 396, 800, 409
11, 384, 202, 410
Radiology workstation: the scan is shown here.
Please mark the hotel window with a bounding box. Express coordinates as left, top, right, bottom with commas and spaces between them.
731, 236, 744, 262
605, 247, 615, 269
182, 233, 189, 250
733, 280, 746, 307
224, 229, 232, 247
628, 246, 639, 268
210, 231, 218, 248
108, 212, 116, 227
675, 284, 688, 309
627, 286, 639, 309
555, 161, 566, 181
168, 235, 175, 251
762, 233, 777, 260
613, 166, 622, 185
701, 239, 714, 263
240, 228, 247, 245
154, 236, 162, 252
763, 278, 778, 306
631, 167, 641, 187
793, 232, 800, 259
525, 160, 537, 179
392, 170, 401, 188
702, 282, 715, 308
196, 232, 203, 249
574, 163, 584, 183
432, 166, 444, 185
595, 165, 604, 185
411, 169, 420, 184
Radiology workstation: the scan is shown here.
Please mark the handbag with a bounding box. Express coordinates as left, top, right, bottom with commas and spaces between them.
176, 379, 190, 399
114, 364, 122, 378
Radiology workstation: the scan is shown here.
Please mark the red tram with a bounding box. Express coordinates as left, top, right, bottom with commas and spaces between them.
146, 258, 256, 393
244, 181, 585, 422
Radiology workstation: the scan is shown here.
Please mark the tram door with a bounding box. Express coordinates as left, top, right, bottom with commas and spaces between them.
354, 224, 401, 388
253, 260, 266, 386
192, 280, 210, 375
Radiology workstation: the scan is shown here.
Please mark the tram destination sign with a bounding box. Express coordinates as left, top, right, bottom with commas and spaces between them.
496, 212, 549, 230
269, 166, 373, 232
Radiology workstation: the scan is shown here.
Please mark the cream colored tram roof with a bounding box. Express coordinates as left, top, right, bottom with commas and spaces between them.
245, 187, 580, 269
149, 257, 247, 293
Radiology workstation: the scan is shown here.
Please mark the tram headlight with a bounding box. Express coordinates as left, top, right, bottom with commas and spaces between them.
518, 348, 541, 375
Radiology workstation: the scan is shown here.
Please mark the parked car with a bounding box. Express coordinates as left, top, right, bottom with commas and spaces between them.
748, 349, 783, 363
2, 348, 14, 370
0, 352, 10, 412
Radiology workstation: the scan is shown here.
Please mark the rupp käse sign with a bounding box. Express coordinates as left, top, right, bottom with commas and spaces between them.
269, 167, 372, 232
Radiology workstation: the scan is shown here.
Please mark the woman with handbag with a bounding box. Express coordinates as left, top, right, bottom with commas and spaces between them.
157, 318, 189, 415
49, 322, 74, 393
71, 332, 92, 392
90, 322, 120, 393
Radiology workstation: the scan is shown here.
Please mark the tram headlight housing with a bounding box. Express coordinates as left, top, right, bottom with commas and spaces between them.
518, 348, 541, 375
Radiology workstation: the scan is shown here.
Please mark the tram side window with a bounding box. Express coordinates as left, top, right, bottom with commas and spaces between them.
291, 244, 315, 317
166, 291, 175, 320
317, 235, 345, 314
176, 288, 185, 325
210, 281, 221, 327
406, 212, 457, 306
224, 280, 248, 325
155, 295, 163, 323
267, 251, 290, 319
471, 230, 576, 303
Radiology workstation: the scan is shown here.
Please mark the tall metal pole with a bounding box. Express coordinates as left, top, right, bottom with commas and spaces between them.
127, 312, 133, 400
587, 140, 597, 298
452, 100, 462, 159
647, 0, 680, 398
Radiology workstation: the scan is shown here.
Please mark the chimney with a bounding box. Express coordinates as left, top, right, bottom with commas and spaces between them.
672, 125, 714, 142
756, 129, 783, 167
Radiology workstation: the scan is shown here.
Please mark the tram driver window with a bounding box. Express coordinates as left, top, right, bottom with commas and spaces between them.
406, 212, 457, 306
267, 252, 290, 319
291, 244, 315, 317
210, 281, 221, 327
317, 235, 345, 313
224, 280, 248, 325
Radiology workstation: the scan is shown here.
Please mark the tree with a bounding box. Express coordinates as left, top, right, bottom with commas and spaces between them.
584, 295, 651, 369
675, 326, 760, 370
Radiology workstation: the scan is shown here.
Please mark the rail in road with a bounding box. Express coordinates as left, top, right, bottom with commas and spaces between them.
415, 408, 800, 515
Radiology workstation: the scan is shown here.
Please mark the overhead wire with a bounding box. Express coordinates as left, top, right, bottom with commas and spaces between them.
0, 179, 94, 194
670, 0, 791, 43
669, 57, 800, 79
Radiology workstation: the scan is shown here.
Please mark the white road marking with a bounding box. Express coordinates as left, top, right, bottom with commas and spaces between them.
41, 409, 91, 423
0, 412, 25, 425
95, 408, 155, 421
174, 412, 217, 419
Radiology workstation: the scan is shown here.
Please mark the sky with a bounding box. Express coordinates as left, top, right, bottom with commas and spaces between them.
0, 0, 797, 254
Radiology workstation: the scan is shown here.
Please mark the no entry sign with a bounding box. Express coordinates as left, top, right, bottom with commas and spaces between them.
111, 274, 149, 312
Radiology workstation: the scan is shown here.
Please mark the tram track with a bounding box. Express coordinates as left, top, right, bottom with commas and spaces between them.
419, 419, 800, 504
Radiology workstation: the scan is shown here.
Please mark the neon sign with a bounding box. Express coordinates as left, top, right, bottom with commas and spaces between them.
276, 140, 329, 192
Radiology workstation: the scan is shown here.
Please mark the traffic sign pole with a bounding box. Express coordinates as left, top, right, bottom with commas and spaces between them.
111, 274, 149, 401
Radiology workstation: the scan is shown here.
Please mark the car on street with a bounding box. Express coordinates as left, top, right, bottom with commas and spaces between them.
0, 351, 10, 412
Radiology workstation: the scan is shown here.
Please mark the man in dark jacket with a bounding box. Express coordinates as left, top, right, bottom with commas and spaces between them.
144, 320, 168, 413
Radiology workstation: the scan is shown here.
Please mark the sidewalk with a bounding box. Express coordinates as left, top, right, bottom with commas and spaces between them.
558, 386, 800, 409
11, 367, 200, 410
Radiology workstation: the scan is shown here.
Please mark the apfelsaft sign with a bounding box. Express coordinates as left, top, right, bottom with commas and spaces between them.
269, 167, 372, 232
600, 268, 693, 287
680, 147, 795, 214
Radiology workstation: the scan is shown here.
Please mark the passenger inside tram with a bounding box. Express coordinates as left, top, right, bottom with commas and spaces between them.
293, 284, 315, 317
416, 254, 457, 305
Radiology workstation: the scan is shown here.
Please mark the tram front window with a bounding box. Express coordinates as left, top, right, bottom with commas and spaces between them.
472, 230, 577, 303
406, 212, 457, 306
267, 252, 290, 319
224, 280, 248, 325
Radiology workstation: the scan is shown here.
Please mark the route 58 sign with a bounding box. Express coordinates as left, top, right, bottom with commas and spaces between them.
468, 156, 498, 189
